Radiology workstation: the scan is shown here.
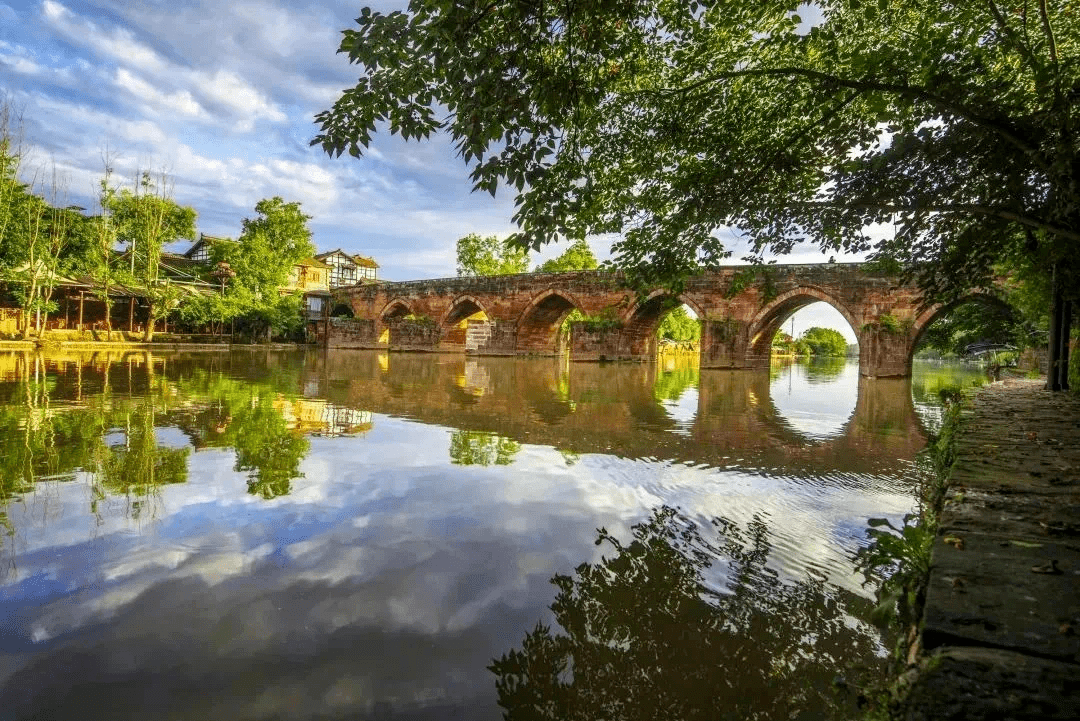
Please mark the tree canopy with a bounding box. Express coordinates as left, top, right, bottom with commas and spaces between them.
1, 101, 93, 336
110, 171, 198, 340
801, 327, 848, 357
224, 196, 314, 295
315, 0, 1078, 384
210, 197, 315, 339
455, 232, 530, 276
535, 238, 598, 272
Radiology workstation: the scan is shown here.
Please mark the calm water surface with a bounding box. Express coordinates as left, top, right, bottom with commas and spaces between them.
0, 350, 986, 720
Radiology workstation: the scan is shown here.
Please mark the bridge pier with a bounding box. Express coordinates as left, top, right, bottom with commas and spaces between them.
569, 322, 644, 361
699, 319, 767, 370
386, 317, 440, 352
858, 325, 917, 378
325, 318, 380, 349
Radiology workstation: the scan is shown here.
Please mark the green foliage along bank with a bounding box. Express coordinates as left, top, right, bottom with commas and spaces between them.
1, 99, 321, 344
772, 327, 849, 357
657, 305, 700, 344
801, 327, 848, 357
855, 386, 971, 716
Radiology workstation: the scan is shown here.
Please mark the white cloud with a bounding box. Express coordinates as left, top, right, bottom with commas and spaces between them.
189, 69, 287, 128
39, 0, 68, 21
41, 0, 285, 131
33, 96, 169, 148
43, 0, 167, 74
13, 0, 546, 277
115, 68, 208, 119
20, 93, 348, 223
0, 52, 45, 75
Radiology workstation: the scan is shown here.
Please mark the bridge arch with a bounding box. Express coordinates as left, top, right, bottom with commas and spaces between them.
747, 286, 860, 360
621, 290, 706, 358
907, 291, 1015, 362
441, 295, 490, 326
331, 303, 354, 318
378, 298, 417, 346
440, 296, 490, 347
379, 298, 415, 321
516, 288, 585, 354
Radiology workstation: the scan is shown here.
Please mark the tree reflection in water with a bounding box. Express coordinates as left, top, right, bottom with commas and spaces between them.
491, 507, 883, 720
805, 356, 848, 382
96, 401, 190, 519
217, 395, 310, 499
652, 362, 698, 403
449, 430, 521, 466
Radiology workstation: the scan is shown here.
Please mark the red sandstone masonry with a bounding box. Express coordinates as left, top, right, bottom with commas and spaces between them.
328, 264, 1002, 378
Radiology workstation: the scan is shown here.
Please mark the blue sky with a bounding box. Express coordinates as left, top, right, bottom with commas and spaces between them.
1, 0, 859, 338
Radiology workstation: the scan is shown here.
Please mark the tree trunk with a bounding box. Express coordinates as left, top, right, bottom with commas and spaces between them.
1057, 299, 1072, 391
20, 277, 37, 339
1047, 265, 1068, 391
40, 284, 56, 338
103, 292, 113, 341
143, 301, 155, 342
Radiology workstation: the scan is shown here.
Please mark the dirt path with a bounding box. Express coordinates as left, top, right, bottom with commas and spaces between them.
903, 379, 1080, 720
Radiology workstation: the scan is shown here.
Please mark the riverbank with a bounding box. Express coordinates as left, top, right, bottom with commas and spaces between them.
901, 378, 1079, 720
0, 336, 308, 352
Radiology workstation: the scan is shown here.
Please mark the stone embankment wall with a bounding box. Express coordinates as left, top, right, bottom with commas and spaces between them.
903, 379, 1079, 720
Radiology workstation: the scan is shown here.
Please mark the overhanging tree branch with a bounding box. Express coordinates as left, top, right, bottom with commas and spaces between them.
986, 0, 1044, 75
797, 201, 1080, 242
663, 67, 1044, 167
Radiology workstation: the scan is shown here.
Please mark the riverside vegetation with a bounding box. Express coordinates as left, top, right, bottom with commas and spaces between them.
1, 100, 319, 344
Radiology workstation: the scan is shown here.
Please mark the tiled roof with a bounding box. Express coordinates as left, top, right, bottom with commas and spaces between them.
182, 234, 234, 258
314, 248, 379, 268
296, 257, 331, 269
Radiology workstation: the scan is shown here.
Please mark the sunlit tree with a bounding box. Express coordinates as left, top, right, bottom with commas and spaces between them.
456, 232, 530, 276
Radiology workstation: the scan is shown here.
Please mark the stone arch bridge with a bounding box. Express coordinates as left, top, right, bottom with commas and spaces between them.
327, 263, 997, 378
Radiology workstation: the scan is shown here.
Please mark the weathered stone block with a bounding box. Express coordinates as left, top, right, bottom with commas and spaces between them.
569, 323, 638, 361
903, 646, 1080, 721
327, 318, 378, 348
467, 319, 517, 355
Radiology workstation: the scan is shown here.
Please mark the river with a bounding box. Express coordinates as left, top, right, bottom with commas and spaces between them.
0, 350, 986, 720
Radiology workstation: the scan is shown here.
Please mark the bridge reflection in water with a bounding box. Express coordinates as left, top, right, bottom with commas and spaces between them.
306, 350, 930, 478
